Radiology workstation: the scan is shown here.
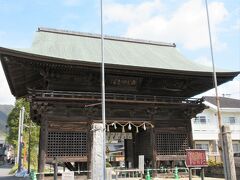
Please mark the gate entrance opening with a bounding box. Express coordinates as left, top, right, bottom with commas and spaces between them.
106, 122, 154, 169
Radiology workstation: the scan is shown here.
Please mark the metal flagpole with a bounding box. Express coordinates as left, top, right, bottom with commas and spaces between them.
100, 0, 106, 179
204, 1, 222, 131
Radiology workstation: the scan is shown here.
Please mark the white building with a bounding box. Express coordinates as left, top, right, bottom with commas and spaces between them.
191, 96, 240, 161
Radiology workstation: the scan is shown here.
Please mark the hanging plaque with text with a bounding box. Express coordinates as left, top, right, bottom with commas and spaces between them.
106, 132, 132, 141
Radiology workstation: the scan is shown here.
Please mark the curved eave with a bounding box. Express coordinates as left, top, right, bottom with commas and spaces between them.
1, 47, 239, 76
0, 47, 239, 98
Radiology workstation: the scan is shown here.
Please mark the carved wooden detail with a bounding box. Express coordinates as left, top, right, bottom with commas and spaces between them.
48, 122, 88, 132
28, 89, 205, 124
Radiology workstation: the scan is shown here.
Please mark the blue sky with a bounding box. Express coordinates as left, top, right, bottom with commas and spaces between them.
0, 0, 240, 104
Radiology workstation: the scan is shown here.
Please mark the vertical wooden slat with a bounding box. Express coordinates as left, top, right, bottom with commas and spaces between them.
87, 121, 92, 179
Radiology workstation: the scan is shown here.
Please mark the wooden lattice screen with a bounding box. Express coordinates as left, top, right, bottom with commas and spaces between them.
47, 132, 87, 157
156, 132, 188, 155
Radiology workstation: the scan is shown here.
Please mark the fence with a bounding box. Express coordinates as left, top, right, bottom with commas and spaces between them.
145, 167, 190, 179
114, 169, 143, 180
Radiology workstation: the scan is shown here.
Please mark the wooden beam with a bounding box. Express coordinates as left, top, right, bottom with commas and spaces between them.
46, 156, 87, 163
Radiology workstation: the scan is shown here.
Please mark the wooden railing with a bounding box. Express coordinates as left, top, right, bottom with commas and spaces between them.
28, 89, 203, 105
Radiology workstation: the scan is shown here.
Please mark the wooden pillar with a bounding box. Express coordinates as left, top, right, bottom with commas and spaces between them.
133, 132, 137, 168
186, 117, 195, 176
186, 118, 194, 149
38, 117, 48, 180
151, 127, 157, 177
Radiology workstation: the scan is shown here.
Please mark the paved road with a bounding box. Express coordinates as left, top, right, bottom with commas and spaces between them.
0, 163, 29, 180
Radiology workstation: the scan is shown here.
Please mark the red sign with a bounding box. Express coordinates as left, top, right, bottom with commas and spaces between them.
186, 149, 208, 167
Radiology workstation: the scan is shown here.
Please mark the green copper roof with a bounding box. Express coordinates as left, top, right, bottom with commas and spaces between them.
15, 28, 229, 72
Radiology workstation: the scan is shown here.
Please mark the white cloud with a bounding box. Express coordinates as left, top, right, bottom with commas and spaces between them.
104, 0, 163, 24
0, 63, 15, 105
209, 2, 228, 24
104, 0, 228, 51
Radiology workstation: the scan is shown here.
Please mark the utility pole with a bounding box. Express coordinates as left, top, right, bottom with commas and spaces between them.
204, 0, 236, 179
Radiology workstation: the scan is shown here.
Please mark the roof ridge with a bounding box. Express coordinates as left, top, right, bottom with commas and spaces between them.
38, 27, 176, 47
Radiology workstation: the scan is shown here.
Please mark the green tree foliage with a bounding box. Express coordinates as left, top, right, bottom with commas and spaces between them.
7, 98, 39, 170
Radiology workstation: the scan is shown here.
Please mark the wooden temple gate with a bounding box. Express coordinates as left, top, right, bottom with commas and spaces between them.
0, 28, 238, 179
30, 89, 205, 177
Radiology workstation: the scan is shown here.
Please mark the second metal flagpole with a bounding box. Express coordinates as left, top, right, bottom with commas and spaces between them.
100, 0, 106, 179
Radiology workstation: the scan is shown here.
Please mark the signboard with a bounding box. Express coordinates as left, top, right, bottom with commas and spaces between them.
62, 171, 74, 180
138, 155, 144, 174
106, 132, 132, 141
186, 149, 208, 168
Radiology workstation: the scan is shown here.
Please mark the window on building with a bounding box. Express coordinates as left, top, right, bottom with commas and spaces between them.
195, 143, 209, 152
194, 116, 207, 124
233, 143, 240, 153
223, 117, 236, 124
229, 117, 236, 124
